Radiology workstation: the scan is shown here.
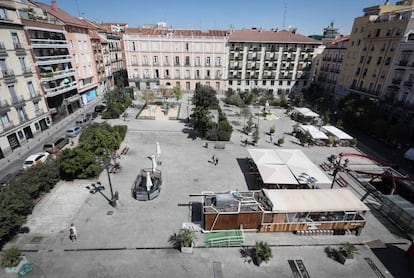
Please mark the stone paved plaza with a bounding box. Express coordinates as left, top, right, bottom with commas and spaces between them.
1, 94, 412, 277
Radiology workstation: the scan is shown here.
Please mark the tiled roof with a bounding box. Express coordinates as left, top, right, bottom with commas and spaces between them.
228, 29, 322, 44
125, 28, 228, 38
30, 1, 88, 28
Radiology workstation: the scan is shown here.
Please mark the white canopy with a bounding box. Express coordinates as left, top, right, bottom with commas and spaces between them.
248, 149, 331, 186
299, 125, 328, 140
263, 188, 370, 213
276, 149, 332, 185
256, 164, 298, 184
248, 149, 284, 165
293, 107, 320, 118
321, 125, 353, 140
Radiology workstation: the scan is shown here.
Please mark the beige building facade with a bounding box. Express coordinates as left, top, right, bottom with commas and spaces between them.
338, 1, 414, 100
124, 26, 228, 94
0, 1, 50, 157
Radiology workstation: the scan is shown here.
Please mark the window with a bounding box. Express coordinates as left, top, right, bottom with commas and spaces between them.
27, 81, 36, 97
185, 56, 190, 66
216, 70, 221, 78
155, 69, 159, 78
33, 101, 40, 113
186, 82, 190, 90
206, 70, 210, 78
375, 29, 381, 37
164, 56, 169, 65
367, 56, 371, 64
11, 33, 21, 48
153, 56, 159, 65
359, 56, 364, 63
185, 70, 190, 78
195, 56, 201, 66
376, 57, 382, 65
132, 55, 138, 65
132, 41, 136, 51
206, 57, 211, 66
143, 56, 148, 65
175, 56, 180, 65
385, 57, 391, 65
19, 57, 27, 72
1, 113, 11, 127
143, 69, 149, 78
195, 70, 200, 78
0, 8, 8, 20
185, 42, 189, 52
165, 69, 169, 78
175, 69, 180, 78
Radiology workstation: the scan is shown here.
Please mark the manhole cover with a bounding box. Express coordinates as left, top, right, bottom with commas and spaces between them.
107, 211, 114, 215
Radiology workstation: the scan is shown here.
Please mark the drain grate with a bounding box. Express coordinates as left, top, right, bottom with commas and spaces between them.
364, 257, 385, 278
288, 260, 311, 278
212, 261, 223, 278
107, 211, 114, 215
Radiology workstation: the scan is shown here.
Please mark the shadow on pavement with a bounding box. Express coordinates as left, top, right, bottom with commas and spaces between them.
237, 158, 262, 190
371, 243, 413, 278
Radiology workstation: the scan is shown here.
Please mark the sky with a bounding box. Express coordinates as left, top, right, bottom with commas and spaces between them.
40, 0, 385, 35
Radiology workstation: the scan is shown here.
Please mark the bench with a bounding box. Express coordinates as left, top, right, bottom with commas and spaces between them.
214, 142, 225, 149
121, 146, 130, 155
109, 164, 121, 173
319, 162, 332, 171
336, 175, 348, 187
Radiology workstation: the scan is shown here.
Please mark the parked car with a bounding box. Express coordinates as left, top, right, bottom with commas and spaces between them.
66, 126, 82, 138
75, 117, 90, 126
94, 104, 106, 113
43, 137, 69, 153
23, 152, 50, 170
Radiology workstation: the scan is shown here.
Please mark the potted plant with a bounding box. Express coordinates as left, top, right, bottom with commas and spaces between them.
240, 241, 272, 266
168, 228, 197, 254
1, 246, 28, 274
337, 242, 359, 265
277, 137, 285, 146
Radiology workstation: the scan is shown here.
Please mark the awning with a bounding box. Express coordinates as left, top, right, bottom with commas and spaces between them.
248, 149, 284, 165
293, 107, 320, 118
321, 125, 353, 140
256, 164, 298, 184
299, 124, 329, 140
263, 188, 370, 213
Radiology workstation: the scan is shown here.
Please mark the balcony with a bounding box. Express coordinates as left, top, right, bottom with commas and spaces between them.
18, 113, 30, 123
392, 78, 402, 85
0, 42, 7, 56
1, 69, 16, 84
403, 81, 413, 88
30, 38, 70, 49
22, 67, 33, 77
11, 95, 26, 106
35, 54, 72, 66
44, 81, 77, 97
399, 60, 408, 66
30, 91, 42, 101
0, 99, 11, 113
35, 108, 45, 117
14, 42, 26, 56
40, 68, 76, 82
1, 121, 15, 132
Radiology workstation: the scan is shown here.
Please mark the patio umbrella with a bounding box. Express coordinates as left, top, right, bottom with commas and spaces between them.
156, 142, 161, 157
151, 154, 157, 172
146, 171, 153, 191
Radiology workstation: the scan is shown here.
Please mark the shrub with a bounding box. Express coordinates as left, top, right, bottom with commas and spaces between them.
58, 148, 101, 180
168, 228, 197, 250
0, 246, 21, 267
277, 137, 284, 145
269, 126, 276, 134
350, 137, 357, 146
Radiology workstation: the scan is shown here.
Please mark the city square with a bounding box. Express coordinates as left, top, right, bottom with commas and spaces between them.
1, 94, 411, 277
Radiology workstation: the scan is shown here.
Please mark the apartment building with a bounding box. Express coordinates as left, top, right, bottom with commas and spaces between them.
124, 24, 228, 94
382, 30, 414, 124
31, 0, 99, 107
227, 29, 322, 97
316, 36, 350, 103
0, 1, 49, 158
338, 0, 414, 100
94, 22, 127, 89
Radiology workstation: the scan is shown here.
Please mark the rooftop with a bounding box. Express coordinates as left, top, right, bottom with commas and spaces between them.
228, 29, 322, 44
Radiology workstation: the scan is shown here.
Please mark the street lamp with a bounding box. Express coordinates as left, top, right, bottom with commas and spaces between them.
95, 149, 118, 207
329, 152, 349, 189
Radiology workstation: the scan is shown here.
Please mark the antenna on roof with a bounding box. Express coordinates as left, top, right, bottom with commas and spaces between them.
75, 0, 81, 17
282, 2, 287, 29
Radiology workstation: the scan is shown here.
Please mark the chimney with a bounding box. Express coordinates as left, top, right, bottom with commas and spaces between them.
51, 0, 58, 11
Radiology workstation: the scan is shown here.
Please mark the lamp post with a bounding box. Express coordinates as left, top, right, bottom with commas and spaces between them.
329, 152, 349, 189
96, 149, 118, 207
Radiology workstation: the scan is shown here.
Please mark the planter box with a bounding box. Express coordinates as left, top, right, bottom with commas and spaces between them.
181, 244, 193, 254
337, 252, 355, 265
5, 256, 27, 273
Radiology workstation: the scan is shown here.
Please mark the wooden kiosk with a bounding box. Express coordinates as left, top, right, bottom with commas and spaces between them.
202, 189, 369, 233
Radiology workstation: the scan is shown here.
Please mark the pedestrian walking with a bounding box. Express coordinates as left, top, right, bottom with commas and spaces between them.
215, 157, 219, 165
211, 154, 215, 163
69, 223, 77, 242
270, 134, 273, 142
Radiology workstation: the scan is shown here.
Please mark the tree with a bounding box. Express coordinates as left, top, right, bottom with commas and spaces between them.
0, 246, 21, 267
339, 242, 359, 259
160, 86, 172, 103
240, 241, 272, 266
240, 107, 251, 130
192, 85, 218, 109
58, 148, 101, 180
141, 89, 155, 104
191, 106, 212, 138
79, 122, 122, 156
172, 86, 183, 103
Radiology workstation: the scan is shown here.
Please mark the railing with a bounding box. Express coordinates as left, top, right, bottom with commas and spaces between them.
11, 95, 25, 104
14, 42, 24, 49
30, 38, 70, 48
0, 99, 10, 108
36, 54, 72, 65
1, 121, 15, 132
40, 68, 76, 81
44, 81, 77, 97
2, 68, 15, 77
